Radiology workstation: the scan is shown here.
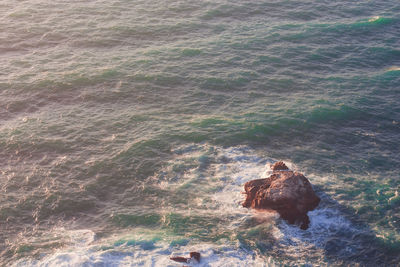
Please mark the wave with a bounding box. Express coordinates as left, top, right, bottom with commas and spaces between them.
8, 144, 399, 265
182, 103, 369, 146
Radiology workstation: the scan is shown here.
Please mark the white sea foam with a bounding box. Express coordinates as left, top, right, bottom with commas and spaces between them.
13, 236, 277, 267
368, 16, 380, 22
168, 143, 358, 233
385, 66, 400, 72
14, 144, 361, 266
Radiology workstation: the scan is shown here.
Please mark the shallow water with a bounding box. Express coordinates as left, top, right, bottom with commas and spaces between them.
1, 0, 399, 265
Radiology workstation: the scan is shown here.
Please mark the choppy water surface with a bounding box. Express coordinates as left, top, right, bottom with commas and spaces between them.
1, 0, 399, 265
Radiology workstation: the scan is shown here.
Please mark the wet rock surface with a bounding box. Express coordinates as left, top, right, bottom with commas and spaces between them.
243, 161, 320, 229
170, 251, 201, 264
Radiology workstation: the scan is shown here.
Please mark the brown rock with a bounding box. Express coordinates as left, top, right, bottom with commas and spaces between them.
243, 162, 320, 229
170, 252, 201, 264
170, 256, 188, 263
190, 252, 201, 262
271, 161, 289, 171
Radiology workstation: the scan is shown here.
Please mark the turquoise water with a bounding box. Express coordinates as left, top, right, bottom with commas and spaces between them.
1, 0, 399, 265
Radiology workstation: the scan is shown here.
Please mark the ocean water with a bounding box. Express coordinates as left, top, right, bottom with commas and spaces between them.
1, 0, 399, 265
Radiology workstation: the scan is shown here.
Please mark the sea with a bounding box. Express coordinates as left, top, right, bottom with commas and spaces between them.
1, 0, 399, 266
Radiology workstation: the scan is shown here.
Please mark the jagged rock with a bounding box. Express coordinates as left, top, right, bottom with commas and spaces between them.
242, 161, 320, 229
190, 252, 201, 262
271, 161, 289, 171
170, 256, 188, 263
170, 251, 201, 264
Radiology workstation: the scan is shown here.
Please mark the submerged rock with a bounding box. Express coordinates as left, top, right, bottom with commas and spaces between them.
242, 161, 320, 229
